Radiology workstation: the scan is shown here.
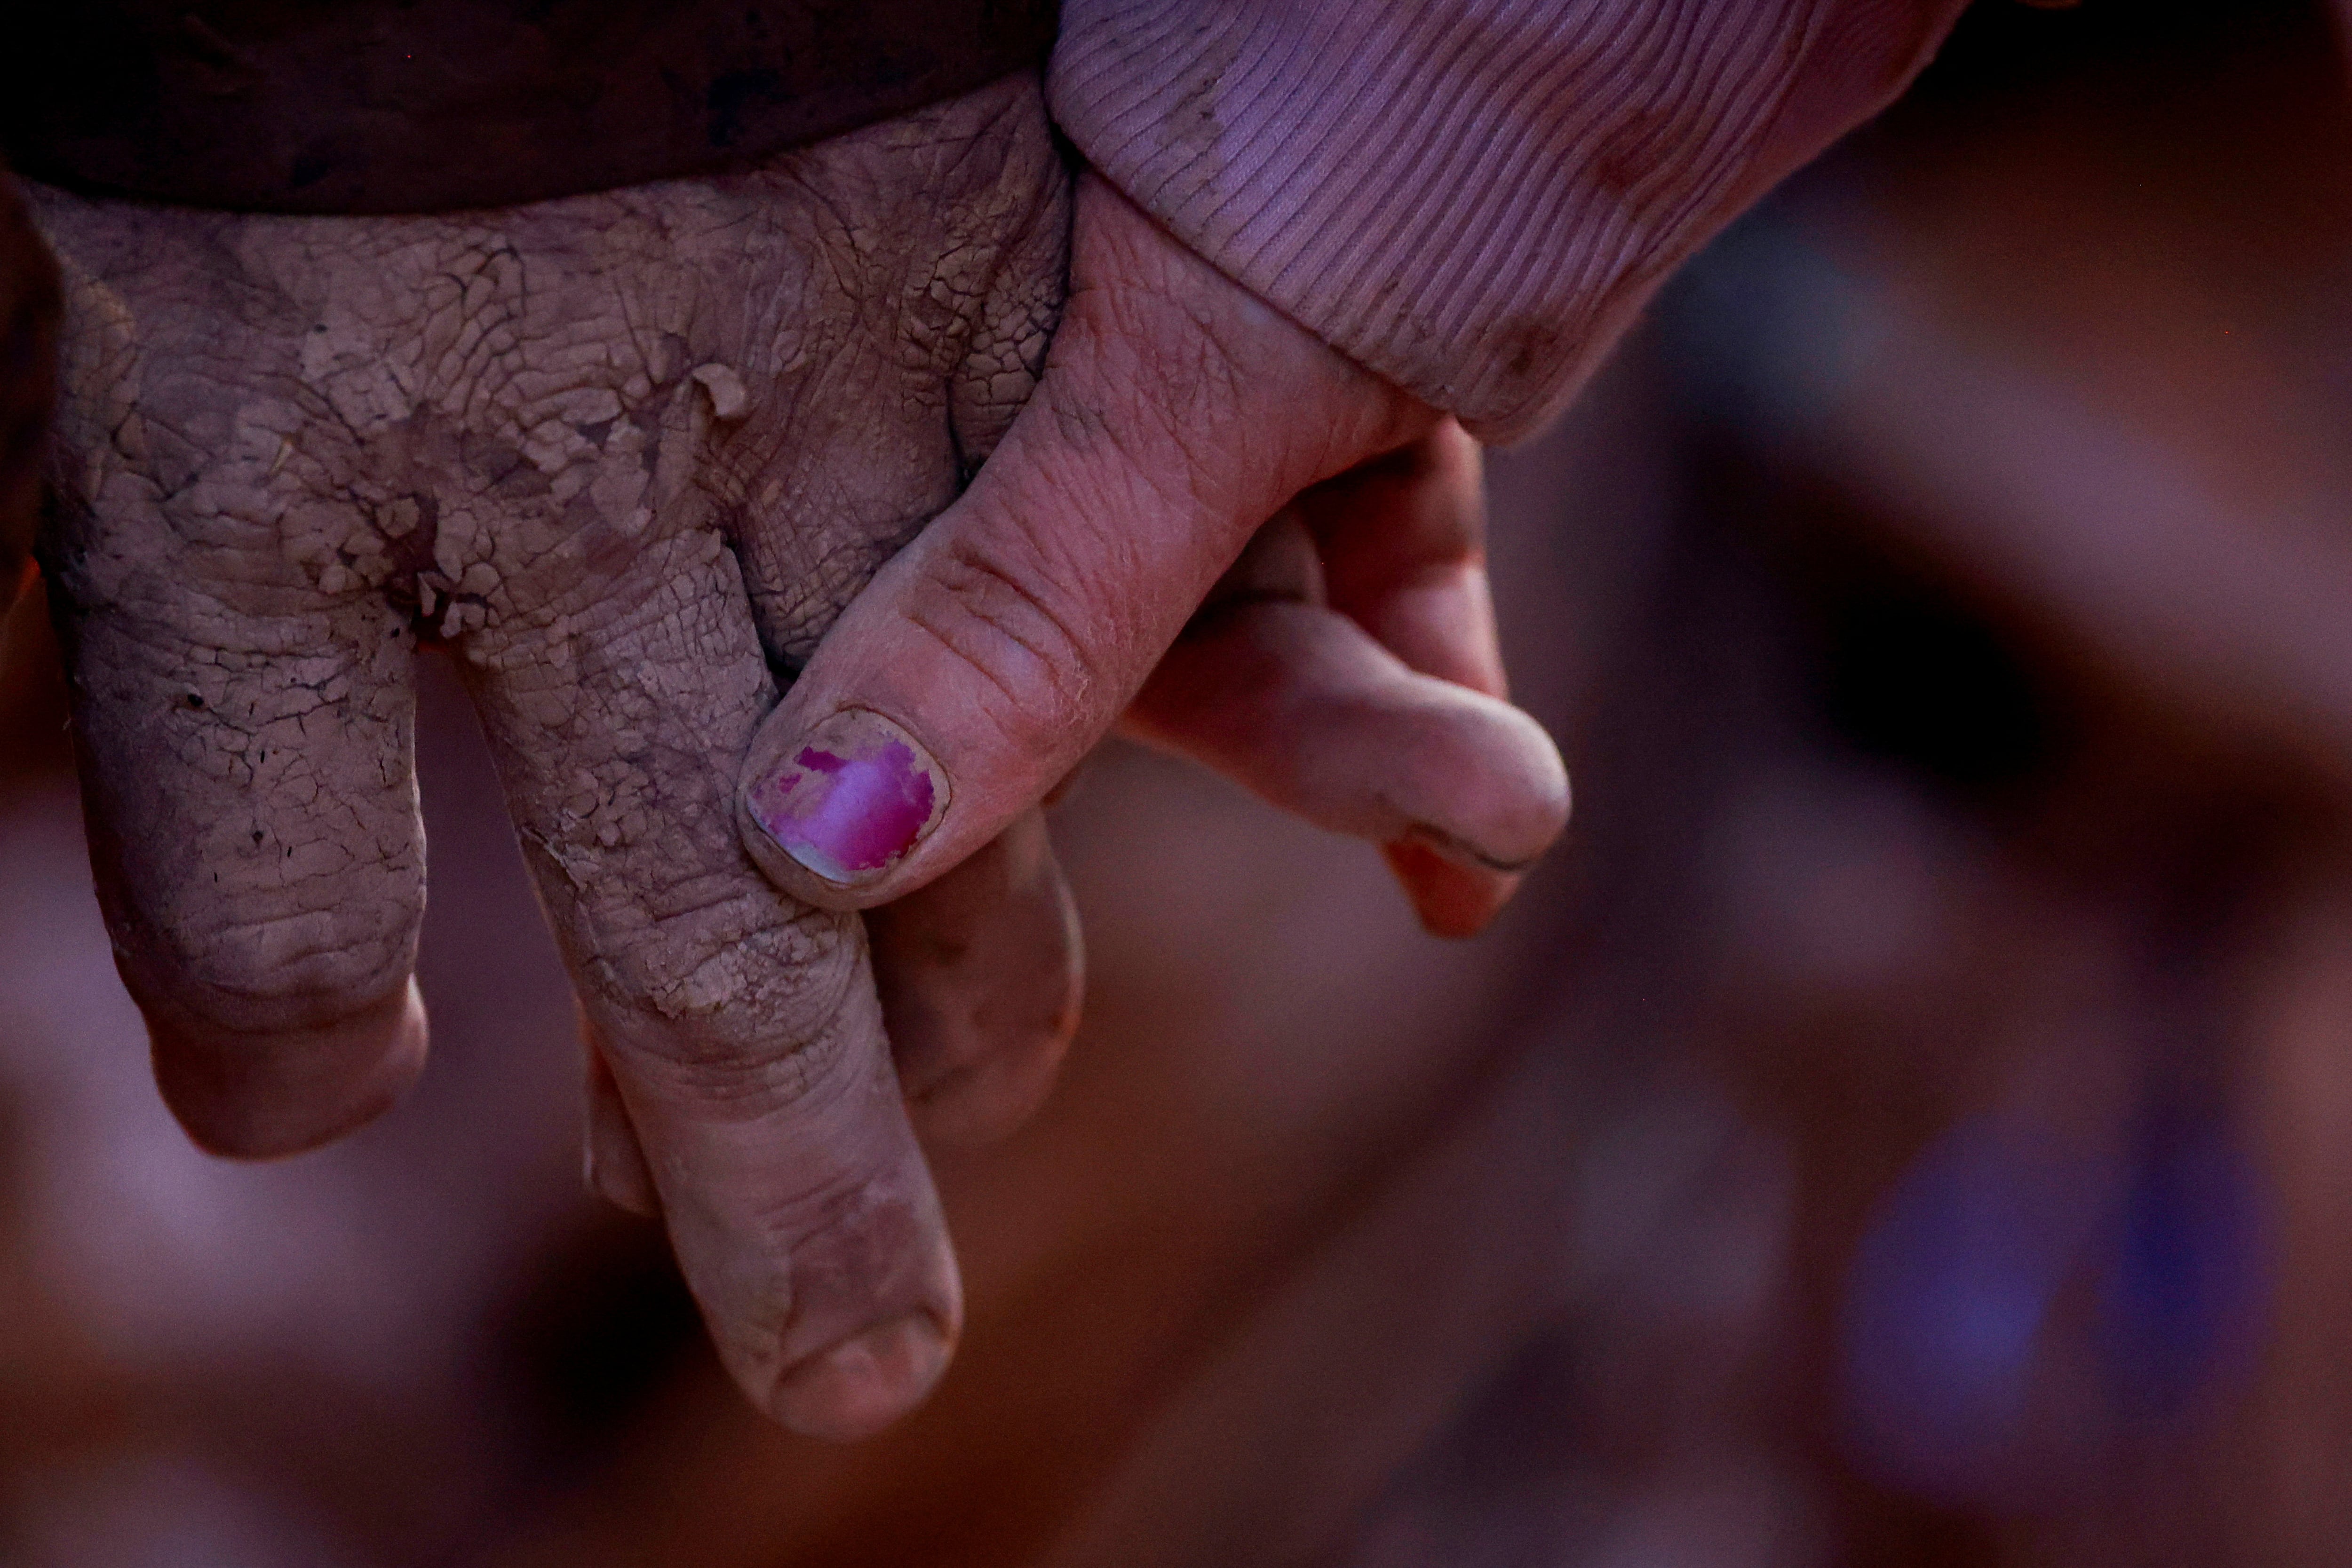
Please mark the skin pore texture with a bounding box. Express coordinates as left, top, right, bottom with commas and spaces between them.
32, 73, 1072, 1440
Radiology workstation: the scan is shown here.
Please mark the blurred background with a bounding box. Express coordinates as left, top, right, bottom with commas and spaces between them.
4, 0, 2351, 1560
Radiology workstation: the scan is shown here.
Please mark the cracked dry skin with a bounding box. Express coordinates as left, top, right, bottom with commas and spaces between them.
30, 73, 1069, 1436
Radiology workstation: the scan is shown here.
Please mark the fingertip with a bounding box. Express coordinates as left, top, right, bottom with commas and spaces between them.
903, 1006, 1079, 1148
1383, 840, 1521, 939
872, 811, 1085, 1149
148, 978, 429, 1159
585, 1143, 661, 1217
767, 1309, 958, 1442
1133, 600, 1569, 877
1418, 701, 1573, 873
583, 1042, 662, 1217
676, 1157, 966, 1442
603, 962, 969, 1444
1379, 716, 1565, 935
738, 706, 954, 911
1374, 691, 1581, 879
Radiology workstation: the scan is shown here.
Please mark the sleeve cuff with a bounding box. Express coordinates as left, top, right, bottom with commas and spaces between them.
1050, 0, 1964, 442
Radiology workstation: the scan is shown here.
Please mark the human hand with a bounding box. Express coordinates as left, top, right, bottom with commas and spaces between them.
32, 76, 1071, 1440
32, 105, 1565, 1446
739, 173, 1570, 938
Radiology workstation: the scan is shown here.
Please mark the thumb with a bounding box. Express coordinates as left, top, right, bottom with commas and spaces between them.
737, 174, 1433, 908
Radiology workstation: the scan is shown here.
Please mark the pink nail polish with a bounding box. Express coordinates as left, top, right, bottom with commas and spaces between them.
747, 709, 949, 887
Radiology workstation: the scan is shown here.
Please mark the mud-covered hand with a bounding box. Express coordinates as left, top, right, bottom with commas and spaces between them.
740, 174, 1571, 938
31, 78, 1069, 1442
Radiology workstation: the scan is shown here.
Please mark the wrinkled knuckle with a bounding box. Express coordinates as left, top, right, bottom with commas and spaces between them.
142, 893, 420, 1037
907, 526, 1103, 743
595, 894, 866, 1112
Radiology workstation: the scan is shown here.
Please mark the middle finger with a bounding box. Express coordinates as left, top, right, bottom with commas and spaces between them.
465, 522, 960, 1441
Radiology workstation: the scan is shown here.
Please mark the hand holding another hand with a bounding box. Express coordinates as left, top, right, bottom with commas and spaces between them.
739, 173, 1569, 939
26, 87, 1567, 1445
33, 78, 1073, 1440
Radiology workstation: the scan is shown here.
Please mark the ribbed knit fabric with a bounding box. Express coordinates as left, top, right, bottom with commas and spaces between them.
1049, 0, 1965, 441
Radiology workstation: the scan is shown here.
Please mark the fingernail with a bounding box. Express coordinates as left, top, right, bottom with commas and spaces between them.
769, 1312, 954, 1441
747, 709, 950, 888
1402, 821, 1542, 875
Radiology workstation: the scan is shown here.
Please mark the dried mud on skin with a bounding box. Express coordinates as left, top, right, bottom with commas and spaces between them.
28, 76, 1068, 1418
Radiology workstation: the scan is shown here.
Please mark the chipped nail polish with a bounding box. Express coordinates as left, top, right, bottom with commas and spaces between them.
747, 709, 949, 887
